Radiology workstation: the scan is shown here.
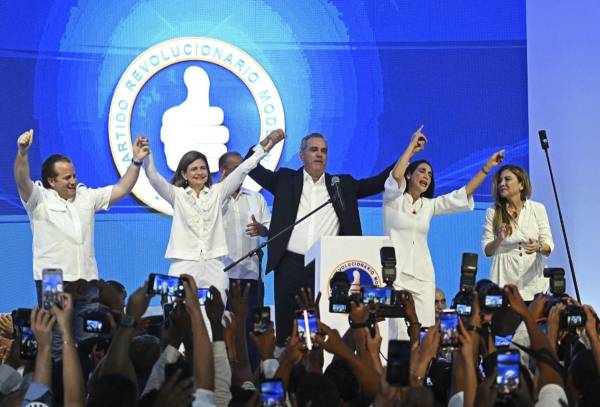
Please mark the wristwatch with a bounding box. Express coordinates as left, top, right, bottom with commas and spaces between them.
120, 314, 136, 328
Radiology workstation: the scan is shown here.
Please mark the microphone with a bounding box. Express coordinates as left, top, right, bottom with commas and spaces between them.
331, 176, 346, 212
538, 129, 549, 151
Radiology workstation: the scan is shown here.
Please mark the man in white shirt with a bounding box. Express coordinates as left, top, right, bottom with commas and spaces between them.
13, 129, 149, 303
246, 133, 393, 345
219, 152, 270, 365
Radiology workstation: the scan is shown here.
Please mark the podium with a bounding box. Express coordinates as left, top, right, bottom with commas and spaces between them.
305, 236, 392, 363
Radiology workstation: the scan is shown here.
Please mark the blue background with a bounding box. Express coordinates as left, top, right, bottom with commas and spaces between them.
0, 0, 528, 310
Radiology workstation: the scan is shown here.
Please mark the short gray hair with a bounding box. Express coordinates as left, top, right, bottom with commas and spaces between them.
300, 132, 326, 151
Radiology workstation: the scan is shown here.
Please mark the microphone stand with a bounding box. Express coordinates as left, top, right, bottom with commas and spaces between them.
538, 130, 581, 302
224, 198, 334, 291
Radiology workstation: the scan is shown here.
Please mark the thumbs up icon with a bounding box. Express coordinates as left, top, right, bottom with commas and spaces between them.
160, 66, 229, 172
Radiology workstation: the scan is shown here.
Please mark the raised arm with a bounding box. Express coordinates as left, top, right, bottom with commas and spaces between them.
109, 136, 149, 205
14, 129, 34, 203
221, 129, 285, 200
144, 143, 176, 205
464, 149, 505, 198
391, 125, 427, 186
52, 293, 85, 406
29, 308, 55, 388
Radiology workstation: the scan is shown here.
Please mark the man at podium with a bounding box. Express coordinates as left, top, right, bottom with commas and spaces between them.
246, 133, 393, 346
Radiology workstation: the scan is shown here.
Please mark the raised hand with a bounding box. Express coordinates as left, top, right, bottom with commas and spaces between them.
503, 285, 528, 318
205, 286, 225, 326
483, 149, 506, 173
180, 274, 201, 318
409, 125, 427, 156
125, 281, 151, 321
51, 293, 75, 332
261, 129, 286, 152
132, 136, 150, 161
245, 214, 268, 237
313, 321, 351, 357
152, 369, 195, 407
30, 308, 55, 349
294, 287, 321, 318
17, 129, 34, 155
249, 322, 276, 360
0, 314, 13, 339
227, 280, 250, 320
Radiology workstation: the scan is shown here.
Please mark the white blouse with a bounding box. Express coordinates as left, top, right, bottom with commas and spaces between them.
383, 173, 474, 283
146, 145, 267, 261
481, 200, 554, 300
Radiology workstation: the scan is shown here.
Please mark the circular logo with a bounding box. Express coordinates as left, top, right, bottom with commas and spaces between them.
328, 259, 382, 296
108, 37, 285, 215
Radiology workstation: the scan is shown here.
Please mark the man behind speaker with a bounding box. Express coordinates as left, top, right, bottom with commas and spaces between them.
246, 133, 393, 345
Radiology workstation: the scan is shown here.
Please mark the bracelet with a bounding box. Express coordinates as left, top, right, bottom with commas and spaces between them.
132, 158, 143, 167
481, 167, 489, 175
63, 339, 77, 348
348, 316, 369, 329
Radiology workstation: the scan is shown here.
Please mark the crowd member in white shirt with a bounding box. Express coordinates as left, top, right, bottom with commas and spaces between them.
143, 130, 284, 300
14, 129, 149, 303
383, 126, 505, 335
482, 164, 554, 300
218, 151, 271, 368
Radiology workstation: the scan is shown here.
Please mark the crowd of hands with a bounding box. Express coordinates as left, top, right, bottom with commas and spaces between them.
1, 277, 600, 406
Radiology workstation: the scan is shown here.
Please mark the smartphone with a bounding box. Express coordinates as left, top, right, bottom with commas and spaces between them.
494, 334, 513, 348
197, 288, 213, 305
537, 320, 548, 335
252, 306, 271, 335
361, 286, 393, 305
296, 309, 318, 350
260, 378, 285, 406
41, 268, 63, 309
386, 340, 411, 386
440, 309, 459, 349
148, 273, 184, 298
496, 349, 520, 394
17, 325, 38, 360
11, 308, 32, 327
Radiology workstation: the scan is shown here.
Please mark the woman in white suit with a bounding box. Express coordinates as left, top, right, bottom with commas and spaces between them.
384, 126, 505, 333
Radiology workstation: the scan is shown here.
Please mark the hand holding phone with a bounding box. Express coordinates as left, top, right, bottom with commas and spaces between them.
296, 309, 318, 350
440, 309, 459, 349
148, 273, 184, 298
253, 306, 271, 335
386, 340, 411, 386
42, 268, 63, 309
260, 379, 285, 406
197, 288, 213, 306
496, 349, 520, 394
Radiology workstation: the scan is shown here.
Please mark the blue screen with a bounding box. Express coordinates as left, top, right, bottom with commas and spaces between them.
361, 286, 392, 305
0, 1, 528, 310
497, 351, 520, 386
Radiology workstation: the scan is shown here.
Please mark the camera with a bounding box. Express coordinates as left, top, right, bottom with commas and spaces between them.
544, 267, 566, 297
329, 271, 353, 313
560, 304, 586, 330
451, 253, 478, 318
477, 281, 507, 312
380, 247, 397, 286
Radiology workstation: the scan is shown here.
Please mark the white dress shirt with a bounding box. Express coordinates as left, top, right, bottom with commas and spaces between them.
286, 170, 340, 255
20, 181, 113, 281
482, 200, 554, 300
221, 188, 271, 280
146, 145, 267, 261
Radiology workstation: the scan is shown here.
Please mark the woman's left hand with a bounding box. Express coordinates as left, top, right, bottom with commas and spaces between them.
483, 149, 506, 173
524, 239, 541, 254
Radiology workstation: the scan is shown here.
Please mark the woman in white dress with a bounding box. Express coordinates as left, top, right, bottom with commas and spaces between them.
143, 130, 284, 299
482, 165, 553, 300
384, 126, 505, 331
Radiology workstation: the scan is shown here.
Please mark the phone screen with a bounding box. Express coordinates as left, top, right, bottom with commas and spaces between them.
42, 268, 63, 309
261, 379, 285, 405
296, 309, 318, 350
440, 310, 459, 349
485, 295, 503, 308
150, 274, 184, 298
19, 326, 38, 359
497, 350, 520, 394
197, 288, 212, 305
494, 334, 513, 348
253, 307, 271, 335
361, 286, 392, 305
456, 303, 472, 316
386, 340, 411, 386
84, 319, 105, 333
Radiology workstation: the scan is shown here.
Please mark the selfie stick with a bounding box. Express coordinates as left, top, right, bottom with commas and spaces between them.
538, 130, 580, 303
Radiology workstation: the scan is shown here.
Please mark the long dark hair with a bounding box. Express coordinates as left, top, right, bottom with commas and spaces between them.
404, 160, 435, 199
170, 151, 212, 188
491, 164, 531, 237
